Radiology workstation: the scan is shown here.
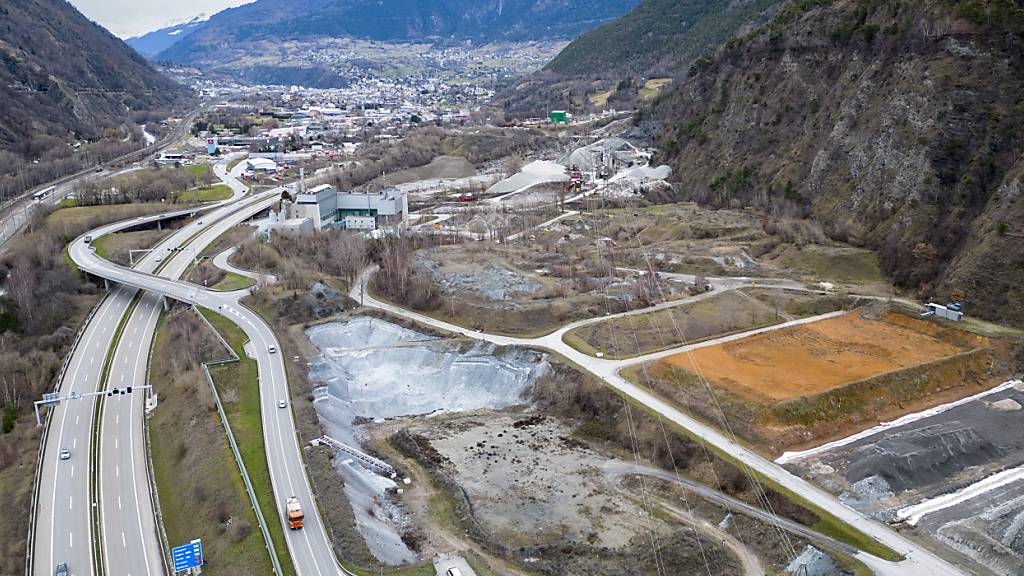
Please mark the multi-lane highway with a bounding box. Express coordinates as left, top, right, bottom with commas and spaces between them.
31, 157, 250, 576
63, 176, 343, 576
96, 158, 253, 576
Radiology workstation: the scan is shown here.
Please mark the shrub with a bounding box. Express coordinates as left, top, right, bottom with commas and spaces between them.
2, 404, 17, 433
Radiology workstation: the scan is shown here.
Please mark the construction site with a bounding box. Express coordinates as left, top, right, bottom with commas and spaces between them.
639, 307, 1010, 454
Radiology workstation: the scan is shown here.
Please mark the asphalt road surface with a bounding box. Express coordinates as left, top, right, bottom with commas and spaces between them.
68, 181, 343, 576
32, 156, 246, 576
97, 158, 251, 576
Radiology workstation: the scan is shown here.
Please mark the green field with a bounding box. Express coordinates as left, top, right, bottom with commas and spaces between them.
149, 312, 278, 576
176, 184, 233, 203
212, 272, 256, 292
199, 309, 296, 576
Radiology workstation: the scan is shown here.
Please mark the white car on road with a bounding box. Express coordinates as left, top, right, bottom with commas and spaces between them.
59, 447, 70, 460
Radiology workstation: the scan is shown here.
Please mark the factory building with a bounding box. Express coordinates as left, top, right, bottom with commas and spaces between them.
336, 187, 408, 230
291, 184, 338, 229
279, 184, 408, 232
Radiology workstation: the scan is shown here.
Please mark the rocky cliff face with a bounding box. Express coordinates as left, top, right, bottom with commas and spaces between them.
651, 0, 1024, 326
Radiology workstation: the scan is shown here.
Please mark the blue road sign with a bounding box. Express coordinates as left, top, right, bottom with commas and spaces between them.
171, 539, 203, 572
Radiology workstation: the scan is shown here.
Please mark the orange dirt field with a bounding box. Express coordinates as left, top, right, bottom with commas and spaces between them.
659, 311, 985, 403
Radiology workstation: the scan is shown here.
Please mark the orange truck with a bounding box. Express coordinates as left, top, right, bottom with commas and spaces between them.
286, 497, 304, 530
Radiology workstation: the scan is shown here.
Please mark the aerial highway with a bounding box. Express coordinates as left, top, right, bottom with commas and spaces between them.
65, 177, 343, 576
96, 158, 253, 576
31, 156, 252, 576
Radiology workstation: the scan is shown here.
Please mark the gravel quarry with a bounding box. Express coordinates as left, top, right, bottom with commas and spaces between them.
785, 380, 1024, 574
416, 251, 541, 302
304, 316, 549, 564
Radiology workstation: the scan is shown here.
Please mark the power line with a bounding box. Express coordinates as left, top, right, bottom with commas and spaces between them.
628, 227, 801, 563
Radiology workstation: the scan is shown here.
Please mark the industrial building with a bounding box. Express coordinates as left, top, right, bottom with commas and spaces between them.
274, 183, 408, 232
291, 184, 339, 229
245, 157, 280, 175
336, 187, 408, 230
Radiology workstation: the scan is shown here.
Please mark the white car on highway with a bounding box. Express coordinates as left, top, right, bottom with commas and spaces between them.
268, 345, 276, 354
278, 399, 287, 409
59, 447, 70, 460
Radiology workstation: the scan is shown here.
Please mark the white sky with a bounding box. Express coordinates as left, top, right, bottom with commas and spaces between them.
69, 0, 254, 38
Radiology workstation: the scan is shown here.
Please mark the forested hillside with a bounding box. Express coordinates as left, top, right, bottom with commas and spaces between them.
0, 0, 191, 202
546, 0, 780, 77
650, 0, 1024, 326
492, 0, 781, 117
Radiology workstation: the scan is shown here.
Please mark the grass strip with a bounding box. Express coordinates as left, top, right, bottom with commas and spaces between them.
149, 311, 277, 576
90, 235, 114, 261
176, 185, 233, 203
211, 272, 256, 292
198, 309, 296, 576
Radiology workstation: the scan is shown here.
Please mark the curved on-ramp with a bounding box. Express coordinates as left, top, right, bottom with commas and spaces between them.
66, 185, 343, 576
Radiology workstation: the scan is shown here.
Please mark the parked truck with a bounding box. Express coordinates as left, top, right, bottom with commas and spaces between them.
286, 497, 304, 530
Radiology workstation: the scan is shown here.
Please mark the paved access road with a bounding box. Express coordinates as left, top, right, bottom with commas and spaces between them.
346, 269, 968, 576
68, 184, 343, 576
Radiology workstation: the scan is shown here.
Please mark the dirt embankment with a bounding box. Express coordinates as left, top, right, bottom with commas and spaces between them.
646, 310, 1013, 455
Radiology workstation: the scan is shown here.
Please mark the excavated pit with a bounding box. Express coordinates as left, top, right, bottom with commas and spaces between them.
304, 316, 549, 565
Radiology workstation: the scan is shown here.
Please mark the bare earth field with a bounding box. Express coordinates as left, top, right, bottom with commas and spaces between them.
639, 308, 1010, 454
389, 410, 742, 576
661, 311, 982, 403
413, 244, 645, 336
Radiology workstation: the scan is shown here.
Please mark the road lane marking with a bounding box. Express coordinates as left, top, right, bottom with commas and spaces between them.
73, 438, 77, 449
118, 496, 122, 510
115, 437, 118, 448
69, 496, 72, 510
76, 415, 79, 425
71, 465, 74, 478
122, 531, 126, 547
116, 465, 119, 477
69, 532, 73, 548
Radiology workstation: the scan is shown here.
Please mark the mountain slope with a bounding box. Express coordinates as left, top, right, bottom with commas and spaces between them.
126, 14, 210, 57
490, 0, 782, 118
158, 0, 638, 64
650, 0, 1024, 326
0, 0, 191, 200
545, 0, 781, 77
